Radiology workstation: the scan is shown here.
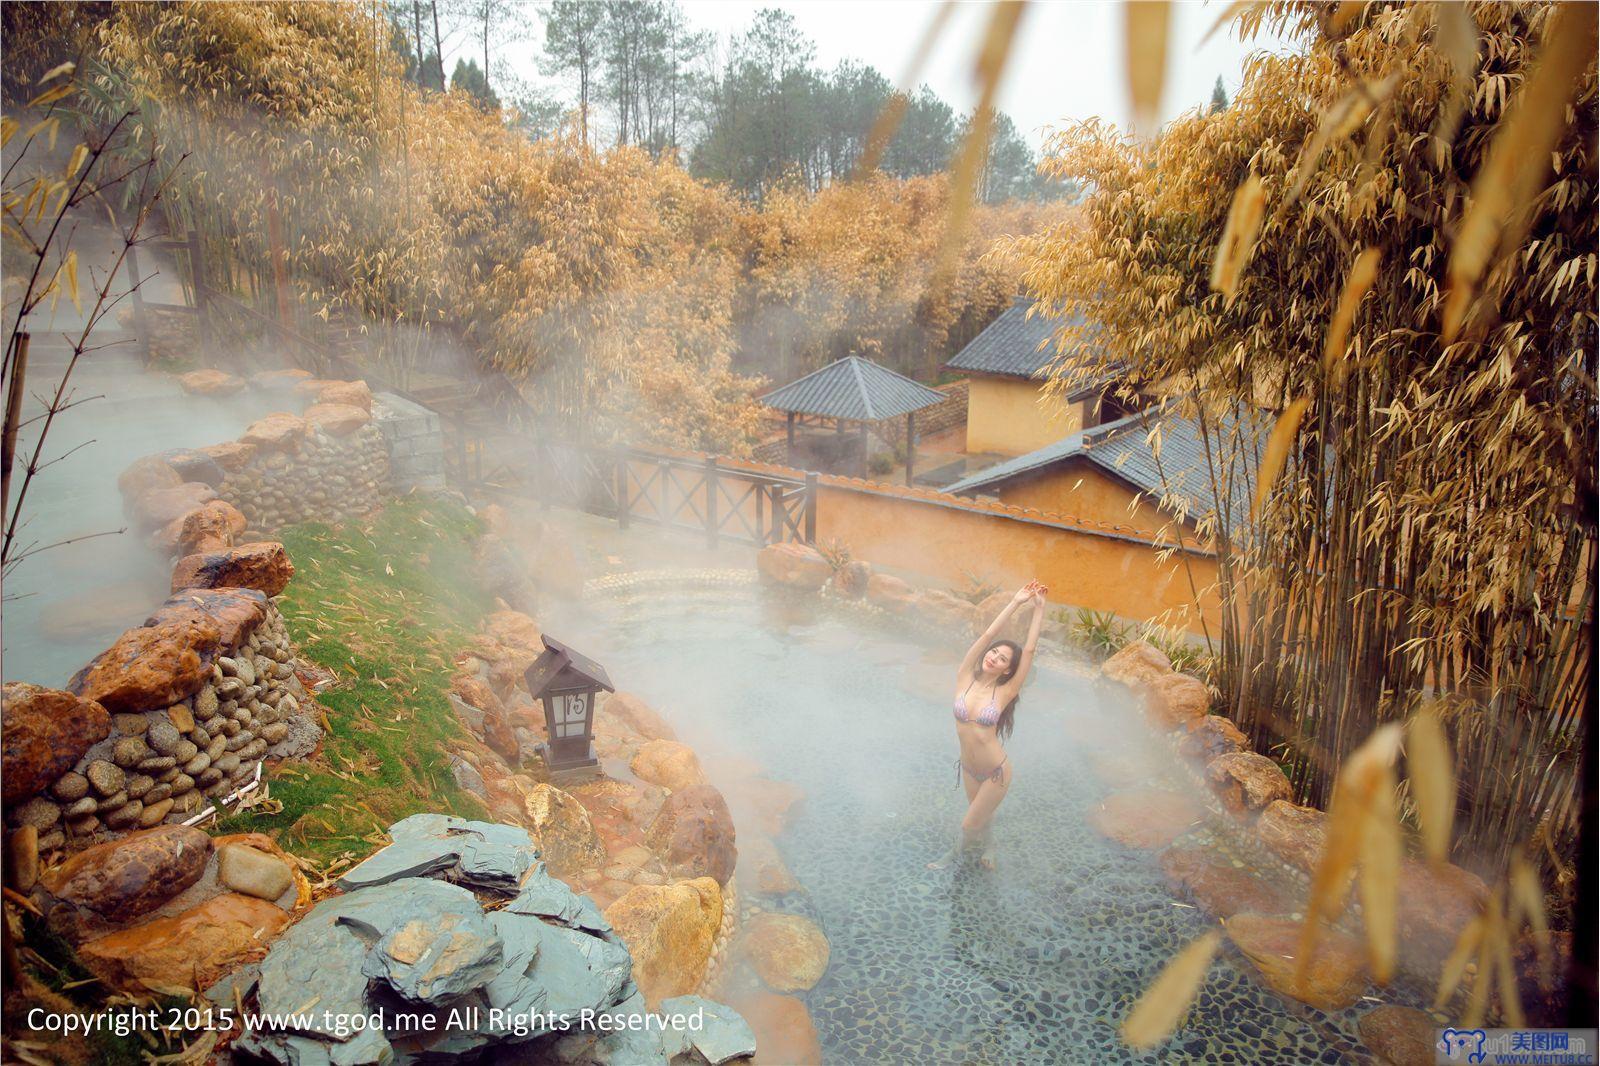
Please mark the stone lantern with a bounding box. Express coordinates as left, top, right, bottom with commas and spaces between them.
523, 636, 613, 781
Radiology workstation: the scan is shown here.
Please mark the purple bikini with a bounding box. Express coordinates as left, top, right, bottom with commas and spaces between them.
952, 683, 1008, 784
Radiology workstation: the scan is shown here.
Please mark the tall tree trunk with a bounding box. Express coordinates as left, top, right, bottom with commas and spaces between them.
431, 0, 444, 92
412, 1, 423, 86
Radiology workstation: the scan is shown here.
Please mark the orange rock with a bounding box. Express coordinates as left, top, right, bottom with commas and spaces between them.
1397, 859, 1488, 973
249, 368, 312, 390
177, 368, 244, 396
1100, 639, 1172, 690
291, 377, 343, 397
241, 412, 308, 451
603, 877, 722, 1008
728, 777, 806, 837
915, 588, 982, 632
41, 825, 213, 923
1358, 1005, 1436, 1066
451, 675, 506, 718
602, 692, 676, 741
865, 571, 917, 612
302, 402, 370, 437
117, 455, 182, 499
1178, 715, 1248, 764
1158, 845, 1296, 919
71, 615, 222, 712
740, 912, 830, 993
646, 783, 737, 886
77, 892, 290, 993
1145, 672, 1211, 729
728, 991, 822, 1066
1087, 789, 1202, 849
482, 708, 521, 766
523, 783, 605, 873
170, 541, 294, 596
1226, 912, 1367, 1011
155, 500, 248, 557
630, 740, 707, 793
199, 440, 257, 471
484, 610, 543, 652
1206, 752, 1293, 815
478, 503, 512, 537
1255, 801, 1329, 874
144, 588, 268, 648
1, 683, 111, 804
315, 380, 373, 412
737, 831, 799, 896
756, 542, 832, 590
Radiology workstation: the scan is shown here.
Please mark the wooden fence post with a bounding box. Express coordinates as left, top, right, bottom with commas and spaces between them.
615, 449, 630, 530
705, 456, 719, 549
804, 472, 818, 544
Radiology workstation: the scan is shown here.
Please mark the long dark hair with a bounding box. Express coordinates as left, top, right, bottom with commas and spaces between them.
973, 638, 1022, 743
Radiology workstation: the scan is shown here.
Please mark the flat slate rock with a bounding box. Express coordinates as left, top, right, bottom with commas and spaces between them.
361, 910, 504, 1005
506, 868, 612, 934
337, 813, 537, 893
660, 996, 759, 1066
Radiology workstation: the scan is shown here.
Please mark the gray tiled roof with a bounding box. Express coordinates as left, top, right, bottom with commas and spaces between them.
946, 404, 1264, 526
759, 356, 946, 421
945, 298, 1114, 392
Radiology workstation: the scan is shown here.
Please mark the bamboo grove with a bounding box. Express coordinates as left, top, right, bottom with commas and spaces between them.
1012, 1, 1595, 884
3, 2, 1058, 455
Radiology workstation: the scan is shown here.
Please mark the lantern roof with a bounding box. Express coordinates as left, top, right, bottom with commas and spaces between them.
524, 635, 615, 698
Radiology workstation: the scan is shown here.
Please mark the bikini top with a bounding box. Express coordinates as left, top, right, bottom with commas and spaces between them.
953, 681, 1002, 727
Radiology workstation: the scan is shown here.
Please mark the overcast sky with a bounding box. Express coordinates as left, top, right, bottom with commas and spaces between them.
495, 1, 1300, 151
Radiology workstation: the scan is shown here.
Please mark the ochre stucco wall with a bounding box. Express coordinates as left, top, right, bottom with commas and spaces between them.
814, 481, 1220, 633
965, 376, 1082, 456
990, 463, 1181, 539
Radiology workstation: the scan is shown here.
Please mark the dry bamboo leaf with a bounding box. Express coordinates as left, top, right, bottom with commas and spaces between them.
1443, 3, 1598, 341
1429, 3, 1480, 167
1462, 930, 1492, 1027
1199, 0, 1252, 45
1297, 724, 1402, 987
1120, 930, 1221, 1050
1323, 247, 1381, 384
1509, 856, 1553, 984
1359, 769, 1402, 984
1125, 1, 1172, 133
1488, 891, 1526, 1028
1406, 703, 1456, 862
1252, 395, 1310, 519
1281, 76, 1396, 211
1324, 1, 1365, 36
1210, 174, 1265, 303
1434, 916, 1484, 1010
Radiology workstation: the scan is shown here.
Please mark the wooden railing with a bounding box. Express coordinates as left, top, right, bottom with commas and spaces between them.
502, 439, 817, 548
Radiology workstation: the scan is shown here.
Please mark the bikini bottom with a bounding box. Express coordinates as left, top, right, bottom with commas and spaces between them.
955, 755, 1008, 786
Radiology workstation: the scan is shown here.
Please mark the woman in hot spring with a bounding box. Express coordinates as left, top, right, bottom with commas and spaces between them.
929, 580, 1047, 871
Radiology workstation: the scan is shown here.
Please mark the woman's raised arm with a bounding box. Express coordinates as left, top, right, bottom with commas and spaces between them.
1001, 591, 1048, 700
959, 586, 1033, 676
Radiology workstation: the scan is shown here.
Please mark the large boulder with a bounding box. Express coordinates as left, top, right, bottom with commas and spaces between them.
1087, 789, 1203, 849
217, 841, 296, 902
117, 455, 182, 499
70, 614, 222, 713
755, 543, 832, 590
646, 783, 737, 886
1358, 1005, 1436, 1066
631, 739, 707, 793
1178, 715, 1248, 764
451, 675, 506, 718
1225, 912, 1367, 1011
736, 831, 799, 896
316, 380, 374, 412
1145, 672, 1211, 729
170, 541, 294, 596
1397, 859, 1488, 974
40, 825, 213, 923
602, 877, 723, 1008
915, 589, 982, 632
865, 572, 917, 613
1206, 752, 1294, 815
603, 692, 677, 742
144, 587, 268, 648
154, 499, 248, 556
241, 412, 308, 452
727, 990, 822, 1066
2, 684, 111, 804
1158, 845, 1295, 920
1255, 801, 1329, 874
302, 402, 370, 437
177, 368, 244, 396
77, 893, 289, 993
522, 783, 605, 874
1100, 639, 1172, 688
199, 440, 257, 472
249, 367, 313, 390
157, 448, 226, 487
740, 912, 830, 993
130, 482, 218, 530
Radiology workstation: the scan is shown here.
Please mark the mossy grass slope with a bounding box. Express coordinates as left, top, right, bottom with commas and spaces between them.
219, 495, 495, 867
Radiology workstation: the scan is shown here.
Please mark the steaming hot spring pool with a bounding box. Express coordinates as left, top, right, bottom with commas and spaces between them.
550, 577, 1378, 1065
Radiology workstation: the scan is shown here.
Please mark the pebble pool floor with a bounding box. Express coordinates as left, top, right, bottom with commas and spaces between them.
553, 579, 1403, 1065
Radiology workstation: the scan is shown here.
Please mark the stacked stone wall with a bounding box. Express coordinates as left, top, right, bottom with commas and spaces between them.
220, 421, 389, 533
